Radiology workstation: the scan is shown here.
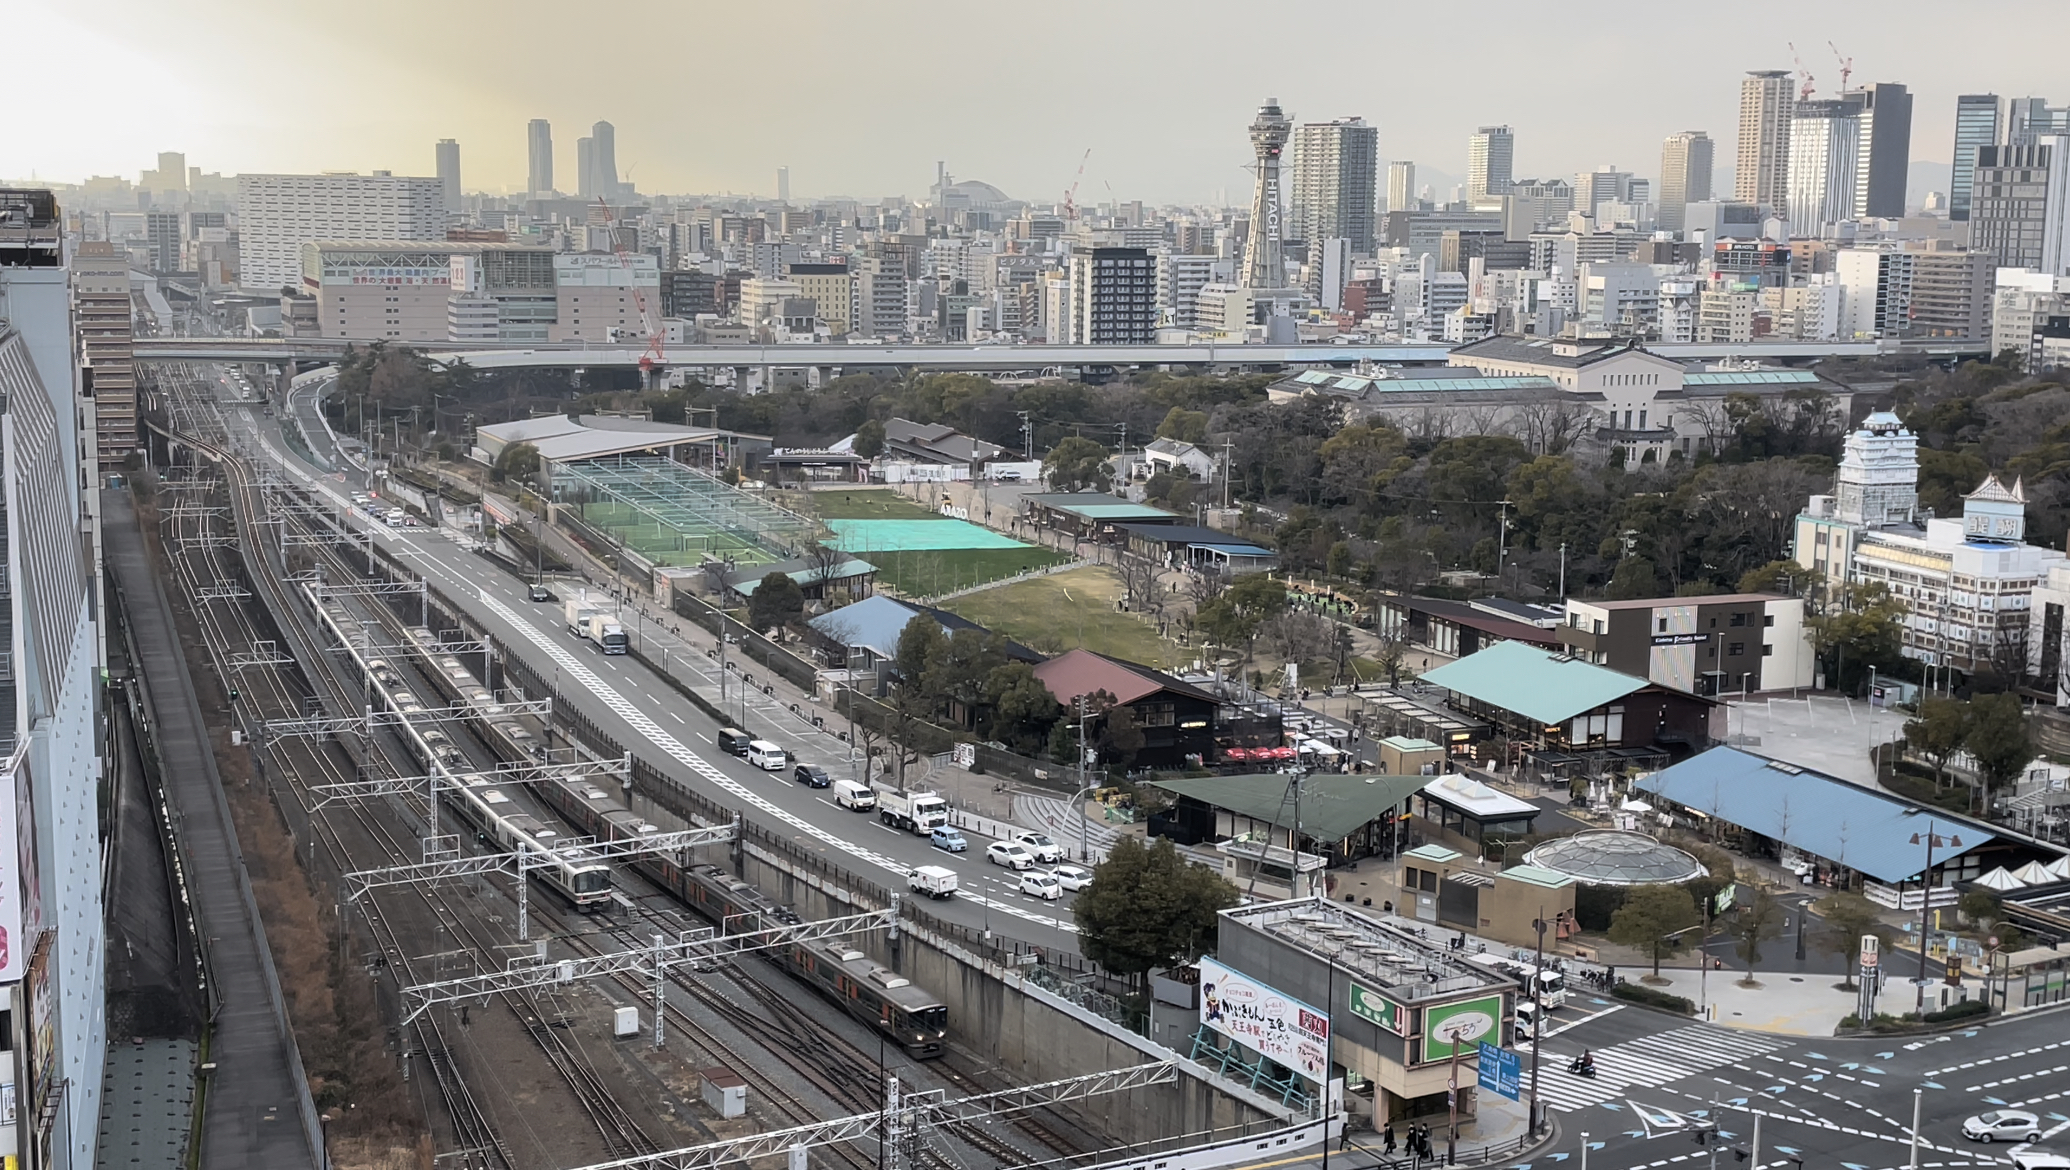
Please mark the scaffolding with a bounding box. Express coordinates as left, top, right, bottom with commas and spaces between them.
553, 455, 819, 567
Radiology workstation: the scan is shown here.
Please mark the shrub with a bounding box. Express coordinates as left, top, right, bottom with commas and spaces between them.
1611, 983, 1695, 1015
1922, 998, 1989, 1024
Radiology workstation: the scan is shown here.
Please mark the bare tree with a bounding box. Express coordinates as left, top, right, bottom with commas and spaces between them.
1115, 552, 1161, 614
1257, 611, 1339, 675
1515, 398, 1596, 456
804, 538, 849, 599
1187, 564, 1228, 608
1682, 399, 1740, 457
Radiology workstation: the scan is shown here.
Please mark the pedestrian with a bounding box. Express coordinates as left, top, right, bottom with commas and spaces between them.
1382, 1124, 1396, 1155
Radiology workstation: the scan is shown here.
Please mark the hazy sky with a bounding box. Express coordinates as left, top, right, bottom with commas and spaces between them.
12, 0, 2070, 205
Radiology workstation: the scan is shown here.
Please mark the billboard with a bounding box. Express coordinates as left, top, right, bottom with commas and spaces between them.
1348, 981, 1399, 1032
1422, 995, 1502, 1062
1199, 958, 1330, 1082
0, 757, 26, 982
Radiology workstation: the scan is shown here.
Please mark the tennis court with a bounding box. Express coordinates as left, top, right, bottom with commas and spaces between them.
825, 518, 1032, 552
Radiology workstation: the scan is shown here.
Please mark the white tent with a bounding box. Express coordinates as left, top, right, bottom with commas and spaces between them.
2045, 855, 2070, 881
2012, 860, 2058, 885
1973, 866, 2028, 891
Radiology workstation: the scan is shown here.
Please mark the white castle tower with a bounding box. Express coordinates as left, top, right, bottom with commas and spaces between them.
1834, 411, 1919, 528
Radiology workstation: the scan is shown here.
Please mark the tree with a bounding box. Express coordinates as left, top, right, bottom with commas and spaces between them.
1095, 701, 1146, 772
1044, 436, 1113, 492
747, 571, 805, 632
985, 662, 1059, 751
1965, 692, 2033, 808
1072, 836, 1238, 982
1156, 406, 1210, 445
1738, 560, 1821, 597
1605, 556, 1661, 600
1904, 698, 1972, 788
1728, 887, 1785, 983
804, 539, 850, 596
1806, 581, 1905, 693
493, 441, 541, 484
894, 614, 949, 690
1606, 885, 1702, 978
853, 418, 886, 459
1194, 573, 1289, 654
1812, 891, 1890, 990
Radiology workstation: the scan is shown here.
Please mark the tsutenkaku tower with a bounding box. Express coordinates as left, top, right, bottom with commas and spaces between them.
1241, 97, 1292, 289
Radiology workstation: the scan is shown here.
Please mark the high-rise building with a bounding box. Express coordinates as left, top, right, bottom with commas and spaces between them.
576, 136, 597, 200
1971, 138, 2070, 274
72, 241, 136, 464
592, 120, 620, 200
1467, 126, 1514, 202
1240, 98, 1292, 289
777, 166, 790, 204
1658, 131, 1715, 233
1736, 70, 1797, 214
1068, 247, 1157, 343
144, 210, 181, 272
435, 139, 462, 212
0, 186, 110, 1170
1573, 167, 1634, 216
1950, 95, 2000, 222
1787, 99, 1864, 235
1848, 83, 1913, 219
1387, 161, 1415, 215
527, 118, 553, 195
1288, 118, 1378, 252
147, 151, 187, 192
236, 172, 444, 291
2005, 98, 2070, 147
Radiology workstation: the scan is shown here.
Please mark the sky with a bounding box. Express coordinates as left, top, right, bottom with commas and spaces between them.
10, 0, 2070, 207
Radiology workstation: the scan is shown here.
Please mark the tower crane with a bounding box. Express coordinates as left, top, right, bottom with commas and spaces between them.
595, 196, 667, 381
1061, 148, 1091, 224
1787, 42, 1815, 101
1828, 42, 1853, 91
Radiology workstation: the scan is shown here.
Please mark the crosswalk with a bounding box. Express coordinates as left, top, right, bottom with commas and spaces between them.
1017, 794, 1125, 859
1528, 1025, 1792, 1113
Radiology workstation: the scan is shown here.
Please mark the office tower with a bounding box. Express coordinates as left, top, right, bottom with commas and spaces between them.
154, 151, 187, 191
2005, 98, 2070, 147
1658, 131, 1714, 233
435, 139, 462, 212
1848, 83, 1913, 218
144, 210, 181, 272
1972, 138, 2070, 273
1068, 247, 1157, 343
527, 118, 553, 195
1387, 161, 1415, 215
1240, 97, 1292, 289
592, 120, 620, 199
1467, 126, 1515, 201
777, 166, 790, 203
0, 187, 110, 1170
73, 241, 136, 464
576, 137, 597, 200
1949, 96, 2000, 222
1737, 70, 1796, 214
236, 172, 443, 290
1573, 167, 1633, 215
1288, 117, 1379, 252
1787, 99, 1864, 235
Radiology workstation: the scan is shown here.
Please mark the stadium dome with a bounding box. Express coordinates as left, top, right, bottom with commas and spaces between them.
1522, 830, 1704, 886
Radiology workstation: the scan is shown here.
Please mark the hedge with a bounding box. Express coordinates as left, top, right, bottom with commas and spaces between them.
1611, 983, 1696, 1015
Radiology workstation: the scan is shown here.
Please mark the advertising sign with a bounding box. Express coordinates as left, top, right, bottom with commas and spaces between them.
1477, 1042, 1522, 1101
1199, 958, 1330, 1082
0, 757, 26, 982
1348, 982, 1398, 1032
1422, 995, 1502, 1062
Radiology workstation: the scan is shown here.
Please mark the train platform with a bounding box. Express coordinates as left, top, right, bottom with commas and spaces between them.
103, 488, 322, 1170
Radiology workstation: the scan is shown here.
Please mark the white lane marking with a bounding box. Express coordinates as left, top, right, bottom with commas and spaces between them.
670, 712, 686, 724
476, 591, 1073, 933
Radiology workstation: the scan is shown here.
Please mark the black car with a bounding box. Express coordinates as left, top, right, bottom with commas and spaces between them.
529, 584, 554, 602
794, 764, 830, 788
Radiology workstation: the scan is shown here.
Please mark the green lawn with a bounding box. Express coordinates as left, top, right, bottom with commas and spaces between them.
869, 547, 1068, 599
811, 489, 942, 521
943, 566, 1177, 668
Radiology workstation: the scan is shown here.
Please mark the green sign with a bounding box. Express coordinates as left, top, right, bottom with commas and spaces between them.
1422, 996, 1502, 1062
1714, 883, 1738, 916
1349, 982, 1398, 1032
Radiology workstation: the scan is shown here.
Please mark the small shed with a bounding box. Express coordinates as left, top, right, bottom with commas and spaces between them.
701, 1068, 747, 1118
1377, 736, 1445, 776
1416, 773, 1541, 847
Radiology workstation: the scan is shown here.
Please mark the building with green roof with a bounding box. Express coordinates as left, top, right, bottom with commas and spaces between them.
1418, 640, 1720, 762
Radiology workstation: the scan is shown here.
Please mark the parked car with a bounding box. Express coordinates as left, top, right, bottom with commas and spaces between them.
1051, 864, 1094, 892
794, 764, 830, 788
986, 841, 1034, 870
1965, 1112, 2043, 1143
1018, 871, 1063, 900
929, 825, 968, 853
1013, 831, 1062, 864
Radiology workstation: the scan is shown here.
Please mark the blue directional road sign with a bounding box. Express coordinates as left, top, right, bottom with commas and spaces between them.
1478, 1041, 1522, 1101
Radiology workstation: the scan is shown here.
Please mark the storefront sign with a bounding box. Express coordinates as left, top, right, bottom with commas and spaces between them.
1348, 981, 1399, 1032
1199, 958, 1329, 1082
1422, 995, 1501, 1062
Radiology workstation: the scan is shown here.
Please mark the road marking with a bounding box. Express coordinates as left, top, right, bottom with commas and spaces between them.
670, 712, 686, 724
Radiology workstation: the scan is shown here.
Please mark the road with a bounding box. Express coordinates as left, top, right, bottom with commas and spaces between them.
212, 384, 1086, 950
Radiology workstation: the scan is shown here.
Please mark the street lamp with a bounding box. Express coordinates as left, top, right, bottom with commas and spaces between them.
1905, 814, 1962, 1018
1663, 923, 1711, 1017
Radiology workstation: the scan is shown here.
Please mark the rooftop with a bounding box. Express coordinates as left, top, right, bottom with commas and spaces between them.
1448, 334, 1661, 369
1419, 640, 1650, 725
1633, 747, 1999, 884
1032, 648, 1217, 706
1577, 592, 1790, 611
1145, 772, 1426, 843
1223, 898, 1512, 1002
1522, 830, 1705, 886
805, 594, 1039, 661
1022, 493, 1179, 522
1420, 773, 1539, 819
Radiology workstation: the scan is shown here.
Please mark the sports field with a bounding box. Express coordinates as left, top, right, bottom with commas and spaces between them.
826, 518, 1029, 552
942, 566, 1173, 666
811, 490, 940, 521
807, 490, 1065, 597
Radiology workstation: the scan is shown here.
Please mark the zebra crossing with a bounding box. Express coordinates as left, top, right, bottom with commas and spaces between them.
1527, 1025, 1792, 1113
1017, 793, 1124, 859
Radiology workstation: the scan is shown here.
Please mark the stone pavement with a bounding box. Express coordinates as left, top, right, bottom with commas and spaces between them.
1634, 966, 1860, 1035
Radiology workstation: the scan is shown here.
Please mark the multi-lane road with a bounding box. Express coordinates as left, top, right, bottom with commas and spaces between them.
210, 378, 1088, 949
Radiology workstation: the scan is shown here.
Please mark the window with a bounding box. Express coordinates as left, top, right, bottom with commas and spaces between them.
1762, 644, 1774, 657
1657, 617, 1667, 633
1729, 613, 1747, 627
1728, 642, 1745, 656
1764, 614, 1775, 627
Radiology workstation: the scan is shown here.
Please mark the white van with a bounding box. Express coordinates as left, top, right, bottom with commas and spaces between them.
832, 779, 876, 811
747, 741, 789, 771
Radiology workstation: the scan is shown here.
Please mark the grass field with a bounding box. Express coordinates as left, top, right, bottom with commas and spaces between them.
811, 489, 941, 521
867, 547, 1068, 599
942, 566, 1175, 667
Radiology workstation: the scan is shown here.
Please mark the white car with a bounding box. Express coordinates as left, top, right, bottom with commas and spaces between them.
1018, 871, 1063, 900
986, 841, 1034, 870
1965, 1111, 2042, 1143
1051, 864, 1094, 892
1014, 831, 1063, 864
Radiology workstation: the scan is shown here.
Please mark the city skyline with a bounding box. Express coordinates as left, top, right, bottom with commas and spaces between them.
11, 0, 2070, 205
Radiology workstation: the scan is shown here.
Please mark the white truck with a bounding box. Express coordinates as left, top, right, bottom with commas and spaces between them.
565, 597, 601, 637
908, 865, 958, 900
587, 614, 628, 654
874, 784, 949, 834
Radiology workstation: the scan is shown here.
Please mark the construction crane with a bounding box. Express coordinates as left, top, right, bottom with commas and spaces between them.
1061, 148, 1091, 223
1828, 42, 1853, 92
595, 196, 667, 380
1787, 42, 1816, 101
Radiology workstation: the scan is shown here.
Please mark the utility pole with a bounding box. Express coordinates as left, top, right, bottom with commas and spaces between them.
1221, 440, 1234, 510
1076, 693, 1090, 860
1019, 410, 1034, 460
1529, 909, 1548, 1135
1558, 542, 1567, 601
1496, 498, 1514, 591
